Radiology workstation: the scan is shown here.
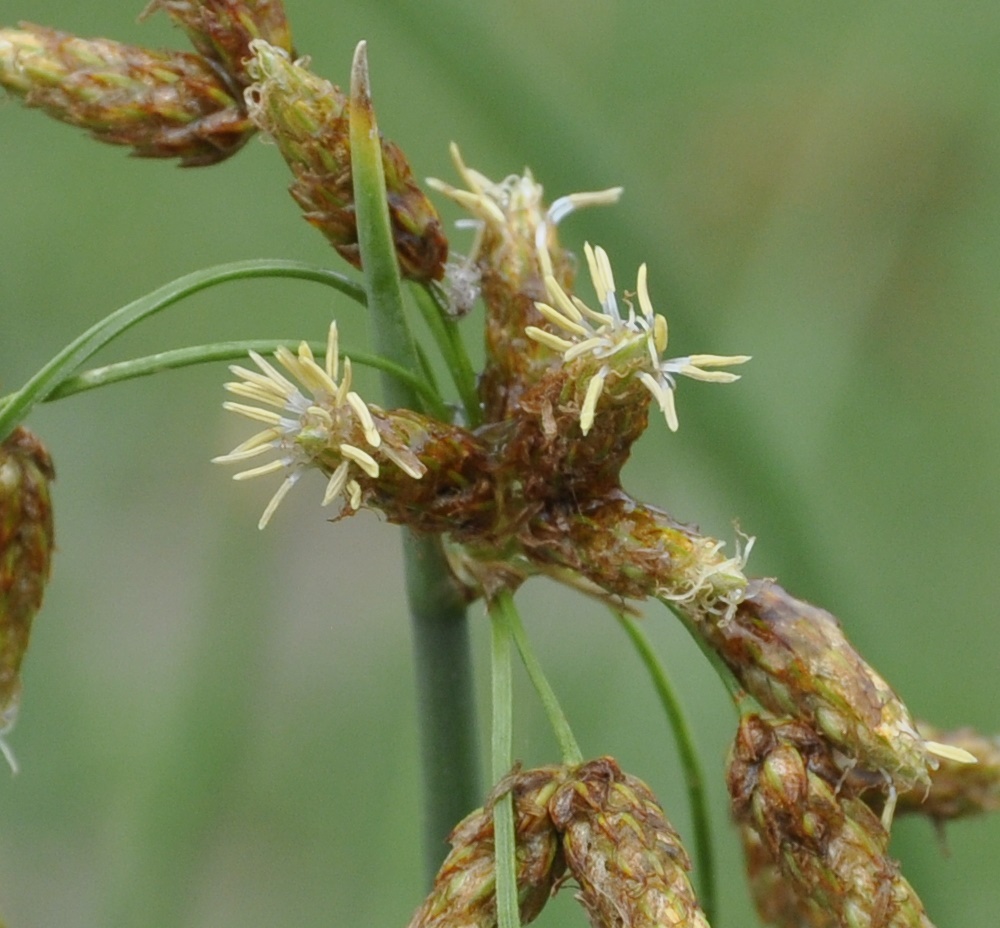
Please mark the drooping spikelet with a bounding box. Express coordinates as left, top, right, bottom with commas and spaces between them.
0, 427, 55, 771
406, 766, 567, 928
0, 23, 252, 165
244, 41, 447, 282
728, 714, 935, 928
548, 756, 711, 928
703, 579, 931, 795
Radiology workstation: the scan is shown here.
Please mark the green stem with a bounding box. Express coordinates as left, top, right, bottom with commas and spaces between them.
404, 535, 483, 878
615, 611, 717, 924
412, 283, 482, 426
350, 42, 480, 881
506, 601, 582, 766
488, 591, 520, 928
38, 339, 443, 415
660, 601, 744, 704
0, 259, 364, 441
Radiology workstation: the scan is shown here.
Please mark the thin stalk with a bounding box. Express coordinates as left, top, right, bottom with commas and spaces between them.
411, 283, 482, 426
488, 591, 520, 928
39, 339, 444, 416
350, 41, 480, 881
615, 611, 717, 924
660, 600, 744, 704
0, 259, 364, 441
506, 601, 582, 766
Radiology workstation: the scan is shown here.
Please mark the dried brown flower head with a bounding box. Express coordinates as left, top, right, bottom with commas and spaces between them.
0, 427, 55, 772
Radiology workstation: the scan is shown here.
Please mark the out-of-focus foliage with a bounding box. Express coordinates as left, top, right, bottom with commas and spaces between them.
0, 2, 998, 926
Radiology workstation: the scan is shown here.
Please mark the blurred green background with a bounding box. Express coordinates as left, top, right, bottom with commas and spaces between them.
2, 1, 999, 925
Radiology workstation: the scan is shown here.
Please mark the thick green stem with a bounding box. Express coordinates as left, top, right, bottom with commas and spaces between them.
350, 41, 480, 880
405, 534, 483, 877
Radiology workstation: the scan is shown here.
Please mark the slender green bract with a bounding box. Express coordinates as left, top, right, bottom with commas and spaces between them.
0, 259, 365, 442
349, 40, 481, 880
489, 591, 521, 928
507, 601, 582, 766
412, 283, 482, 426
41, 339, 442, 413
616, 612, 717, 924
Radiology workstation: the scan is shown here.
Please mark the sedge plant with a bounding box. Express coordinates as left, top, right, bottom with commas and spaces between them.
1, 4, 999, 927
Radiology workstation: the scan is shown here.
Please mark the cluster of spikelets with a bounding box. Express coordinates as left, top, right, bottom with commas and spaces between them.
408, 737, 1000, 928
3, 4, 1000, 927
408, 759, 711, 928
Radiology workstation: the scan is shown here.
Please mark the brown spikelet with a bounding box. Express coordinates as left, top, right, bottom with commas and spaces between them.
0, 23, 251, 165
704, 579, 930, 794
406, 766, 567, 928
142, 0, 294, 89
0, 427, 55, 749
548, 756, 710, 928
728, 714, 935, 928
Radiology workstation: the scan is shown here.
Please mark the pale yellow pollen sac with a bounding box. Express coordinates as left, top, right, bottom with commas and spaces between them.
524, 325, 574, 354
589, 244, 616, 302
345, 392, 381, 448
339, 443, 380, 478
925, 740, 978, 764
322, 461, 351, 506
580, 366, 610, 436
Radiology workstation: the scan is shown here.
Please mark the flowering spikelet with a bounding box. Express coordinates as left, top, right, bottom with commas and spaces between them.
702, 579, 933, 796
214, 323, 428, 529
548, 756, 711, 928
142, 0, 293, 89
519, 494, 750, 615
528, 243, 749, 437
0, 427, 55, 773
428, 145, 623, 421
244, 41, 447, 281
881, 722, 1000, 823
0, 23, 251, 165
406, 766, 567, 928
728, 715, 936, 928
